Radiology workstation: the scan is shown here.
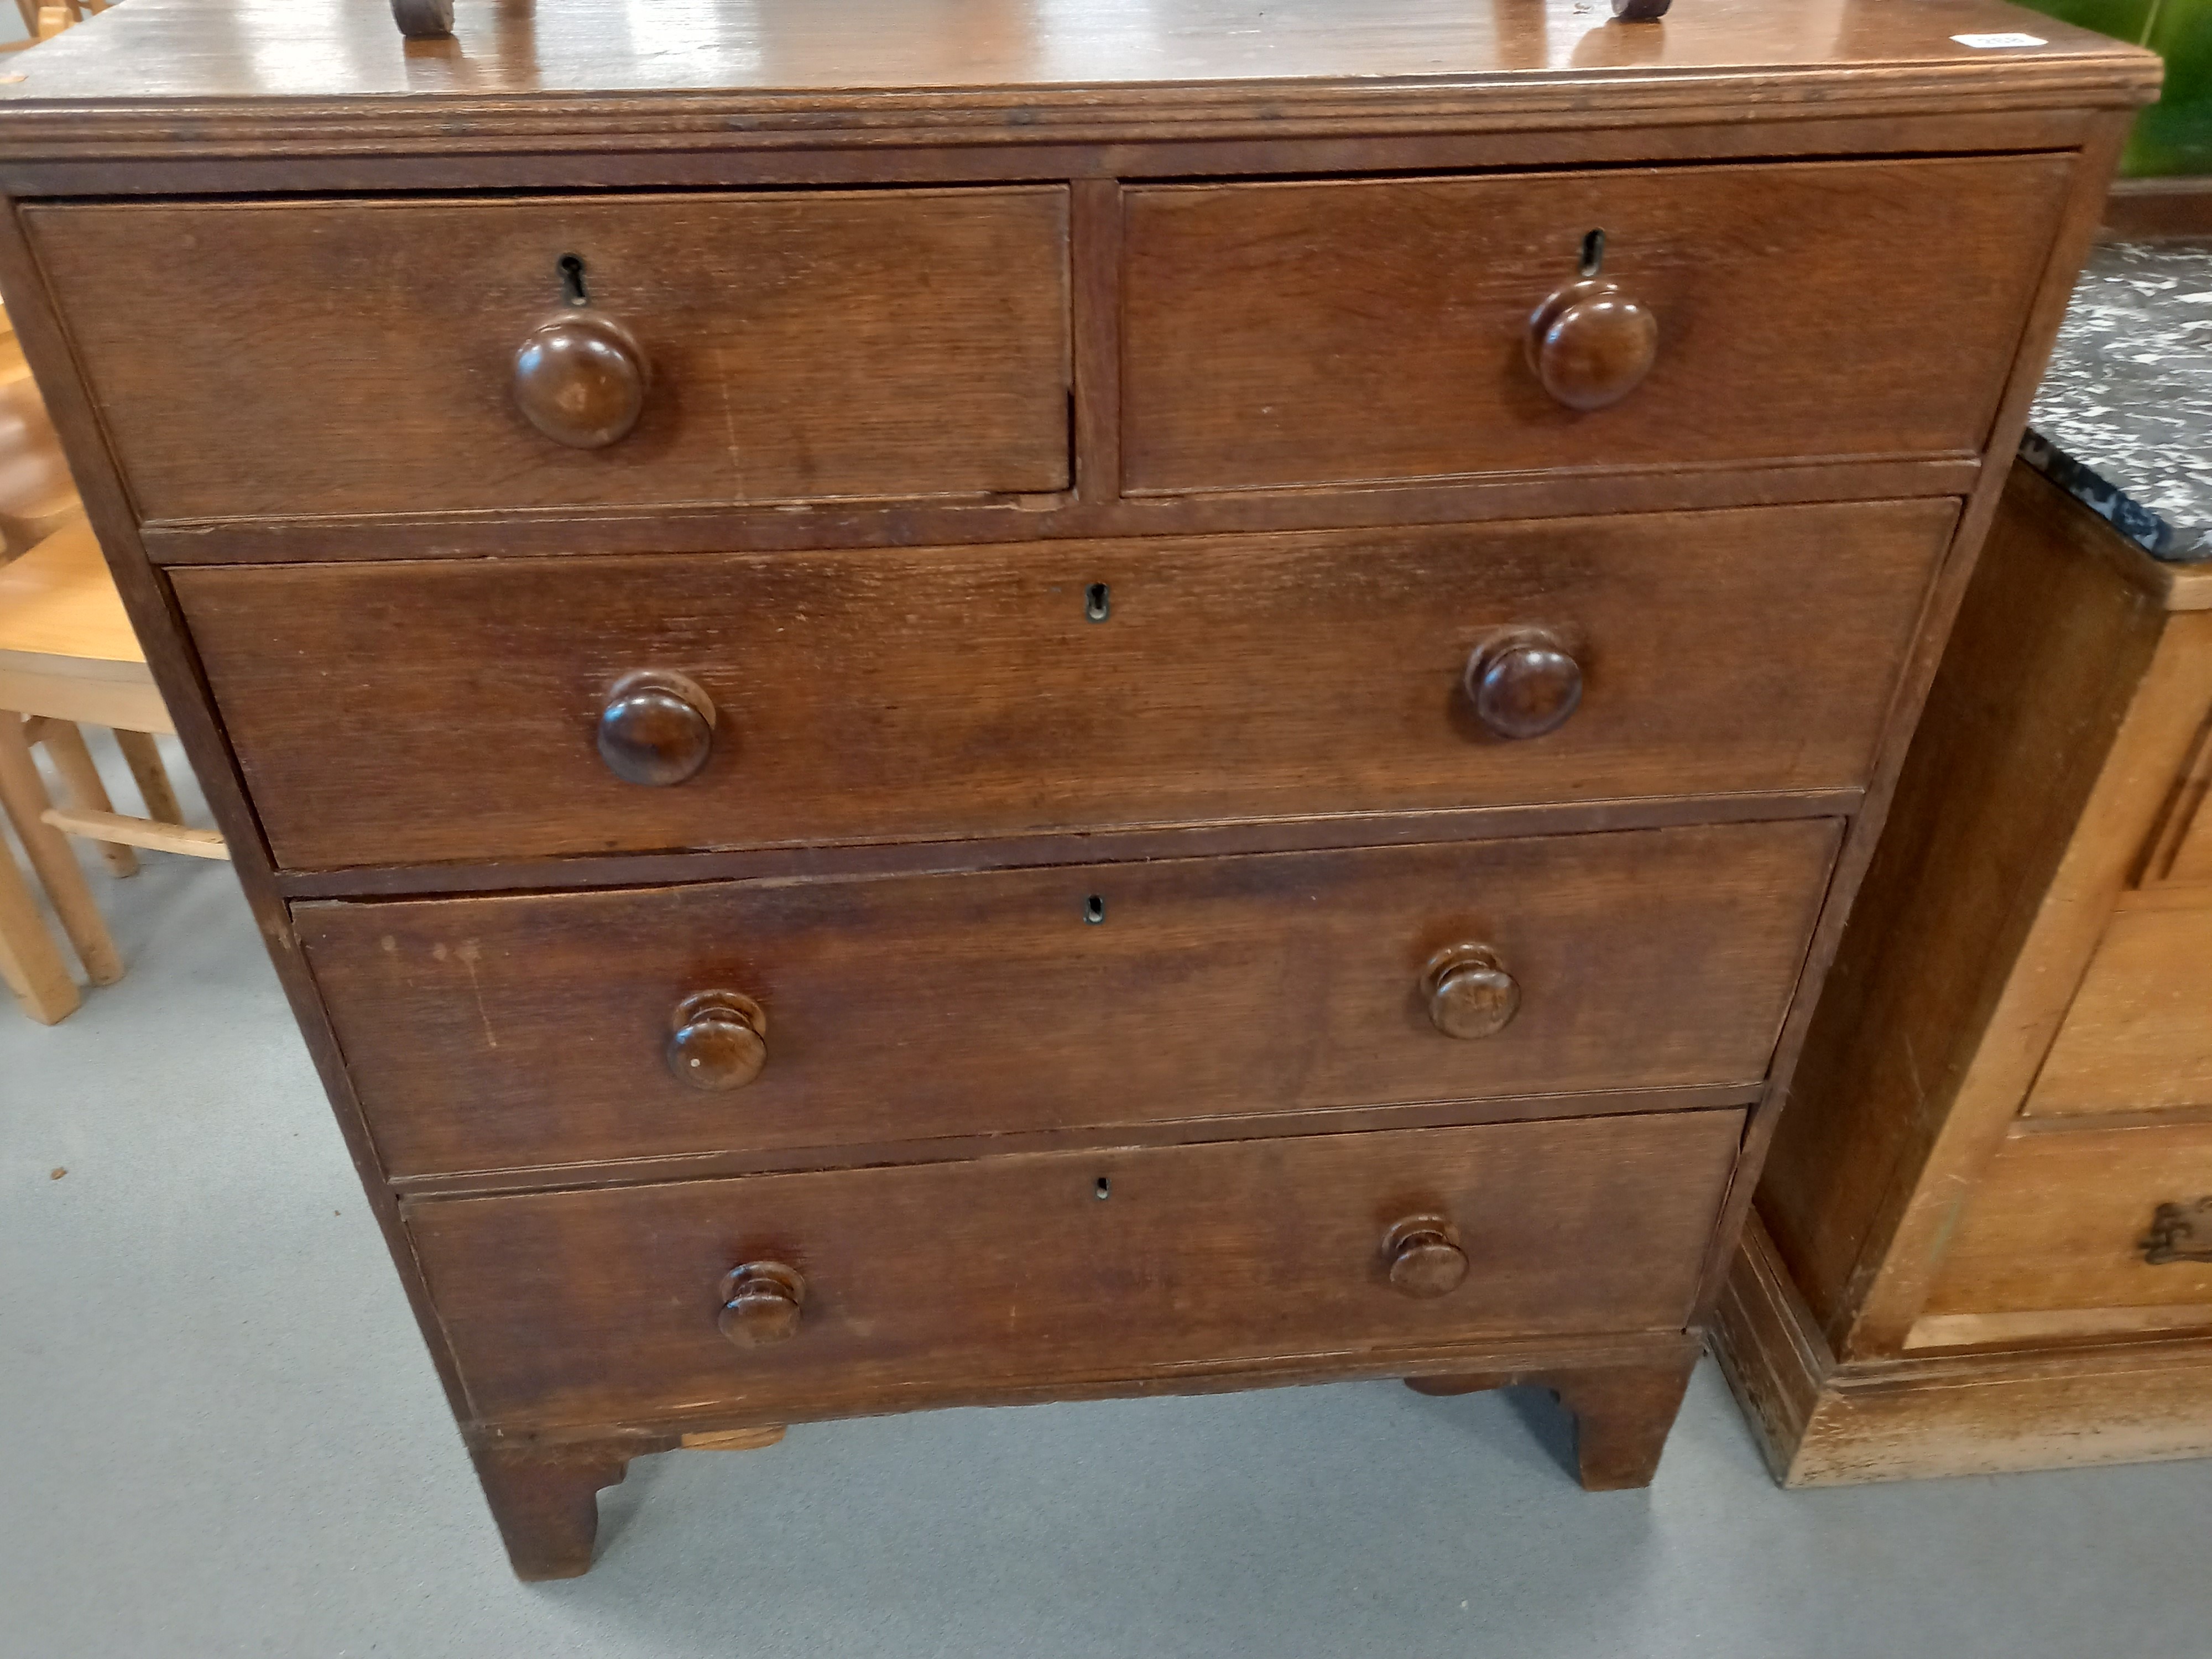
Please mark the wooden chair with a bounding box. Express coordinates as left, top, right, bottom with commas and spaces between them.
0, 291, 76, 560
8, 0, 115, 50
0, 801, 71, 1020
0, 295, 82, 1021
0, 516, 228, 1022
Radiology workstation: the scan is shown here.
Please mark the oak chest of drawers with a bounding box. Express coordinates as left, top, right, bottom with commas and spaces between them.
1717, 238, 2212, 1484
0, 0, 2156, 1577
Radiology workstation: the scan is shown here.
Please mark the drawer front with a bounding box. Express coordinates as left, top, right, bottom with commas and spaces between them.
2024, 901, 2212, 1119
407, 1112, 1745, 1428
180, 500, 1948, 871
1925, 1124, 2212, 1331
2147, 712, 2212, 887
1123, 156, 2070, 493
300, 820, 1834, 1178
27, 188, 1070, 521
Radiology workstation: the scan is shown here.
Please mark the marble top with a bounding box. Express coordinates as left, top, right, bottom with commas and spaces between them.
2024, 239, 2212, 563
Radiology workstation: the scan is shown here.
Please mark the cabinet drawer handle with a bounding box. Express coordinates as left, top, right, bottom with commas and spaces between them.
1465, 631, 1583, 740
667, 991, 767, 1091
1424, 943, 1521, 1040
1385, 1214, 1470, 1298
1526, 278, 1657, 412
719, 1261, 807, 1347
2142, 1197, 2212, 1265
597, 670, 716, 787
513, 312, 650, 448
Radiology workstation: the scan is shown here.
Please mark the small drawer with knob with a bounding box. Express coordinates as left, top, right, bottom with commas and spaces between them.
296, 818, 1835, 1178
1911, 1121, 2212, 1351
403, 1109, 1745, 1430
1121, 153, 2071, 494
23, 185, 1071, 523
178, 499, 1946, 871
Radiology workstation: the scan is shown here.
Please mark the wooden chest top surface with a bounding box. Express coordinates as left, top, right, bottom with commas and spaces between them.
0, 0, 2158, 158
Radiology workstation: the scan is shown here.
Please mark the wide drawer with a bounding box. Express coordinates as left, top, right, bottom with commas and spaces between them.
301, 820, 1835, 1178
180, 499, 1949, 871
2024, 899, 2212, 1119
1922, 1123, 2212, 1338
406, 1112, 1745, 1429
25, 188, 1071, 521
1123, 155, 2070, 493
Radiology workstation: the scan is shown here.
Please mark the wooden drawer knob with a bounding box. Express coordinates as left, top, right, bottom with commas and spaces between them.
389, 0, 453, 37
1465, 632, 1582, 740
719, 1261, 806, 1347
666, 991, 767, 1091
1424, 943, 1521, 1040
1385, 1214, 1469, 1298
597, 670, 716, 787
513, 312, 650, 448
1526, 279, 1657, 412
2142, 1197, 2212, 1265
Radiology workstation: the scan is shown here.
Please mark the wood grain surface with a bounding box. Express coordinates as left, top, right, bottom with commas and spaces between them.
406, 1110, 1745, 1428
0, 0, 2159, 1559
2146, 714, 2212, 884
1123, 156, 2071, 493
1755, 463, 2174, 1345
2025, 900, 2212, 1118
178, 501, 1948, 872
1923, 1123, 2212, 1324
300, 819, 1834, 1178
1713, 1209, 2212, 1486
0, 0, 2157, 164
28, 188, 1070, 522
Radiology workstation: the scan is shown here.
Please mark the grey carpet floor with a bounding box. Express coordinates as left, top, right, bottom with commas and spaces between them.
4, 734, 2210, 1658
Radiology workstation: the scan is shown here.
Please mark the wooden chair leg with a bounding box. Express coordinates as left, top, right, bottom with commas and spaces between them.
0, 712, 121, 985
1407, 1352, 1697, 1490
39, 721, 137, 877
0, 837, 76, 1022
469, 1441, 670, 1581
113, 729, 184, 824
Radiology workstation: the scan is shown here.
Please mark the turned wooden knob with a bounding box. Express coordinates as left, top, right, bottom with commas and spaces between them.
666, 992, 766, 1091
1424, 944, 1521, 1040
513, 312, 649, 448
1465, 632, 1583, 740
1385, 1214, 1470, 1298
390, 0, 453, 36
597, 670, 715, 787
719, 1261, 806, 1347
1526, 279, 1658, 412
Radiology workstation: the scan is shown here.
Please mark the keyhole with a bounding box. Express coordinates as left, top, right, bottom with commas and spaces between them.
1579, 229, 1606, 278
1094, 1176, 1112, 1201
1083, 894, 1106, 925
1085, 582, 1112, 623
557, 253, 589, 305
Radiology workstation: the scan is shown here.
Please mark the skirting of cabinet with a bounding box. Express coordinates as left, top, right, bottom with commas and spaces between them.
1711, 1212, 2212, 1486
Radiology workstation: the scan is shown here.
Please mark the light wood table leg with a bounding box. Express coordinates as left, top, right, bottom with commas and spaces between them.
113, 729, 184, 825
40, 721, 137, 877
0, 837, 76, 1022
0, 712, 121, 985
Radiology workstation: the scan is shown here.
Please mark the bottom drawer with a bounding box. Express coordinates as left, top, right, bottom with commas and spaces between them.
2024, 900, 2212, 1118
1921, 1122, 2212, 1343
410, 1112, 1745, 1430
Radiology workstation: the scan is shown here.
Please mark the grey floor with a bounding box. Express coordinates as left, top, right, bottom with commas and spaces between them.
6, 735, 2212, 1659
